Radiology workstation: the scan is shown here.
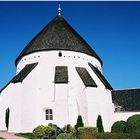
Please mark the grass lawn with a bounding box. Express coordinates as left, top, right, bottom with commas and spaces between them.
15, 133, 36, 139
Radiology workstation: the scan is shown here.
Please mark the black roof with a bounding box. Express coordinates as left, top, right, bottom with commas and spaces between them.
112, 88, 140, 112
11, 63, 38, 83
88, 63, 113, 90
54, 66, 68, 83
0, 63, 38, 93
76, 67, 97, 87
15, 15, 102, 66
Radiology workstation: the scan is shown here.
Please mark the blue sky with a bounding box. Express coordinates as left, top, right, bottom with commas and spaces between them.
0, 1, 140, 90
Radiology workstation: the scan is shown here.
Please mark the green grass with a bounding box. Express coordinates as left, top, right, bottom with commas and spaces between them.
15, 133, 36, 139
0, 137, 5, 139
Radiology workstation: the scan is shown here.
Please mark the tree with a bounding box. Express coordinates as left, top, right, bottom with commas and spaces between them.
125, 114, 140, 133
111, 120, 126, 133
96, 115, 104, 132
75, 115, 84, 129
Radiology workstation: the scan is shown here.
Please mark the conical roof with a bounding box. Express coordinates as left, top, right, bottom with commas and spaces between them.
15, 15, 102, 65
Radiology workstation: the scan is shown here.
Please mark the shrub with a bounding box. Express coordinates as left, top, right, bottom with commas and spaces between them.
94, 132, 140, 139
75, 115, 84, 129
78, 127, 98, 139
33, 125, 55, 139
111, 120, 126, 133
125, 114, 140, 133
48, 123, 62, 136
56, 132, 76, 139
62, 124, 76, 134
96, 115, 104, 132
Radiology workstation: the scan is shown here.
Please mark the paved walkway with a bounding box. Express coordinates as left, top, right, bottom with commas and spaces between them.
0, 131, 28, 139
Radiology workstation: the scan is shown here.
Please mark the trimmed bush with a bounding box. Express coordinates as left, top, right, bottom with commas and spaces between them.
96, 115, 104, 132
111, 120, 126, 133
75, 115, 84, 129
33, 125, 55, 139
56, 132, 76, 139
78, 127, 98, 139
94, 132, 140, 139
48, 123, 62, 136
126, 114, 140, 133
62, 124, 76, 134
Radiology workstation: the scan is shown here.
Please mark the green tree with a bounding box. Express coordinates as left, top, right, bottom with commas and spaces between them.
96, 115, 104, 132
111, 120, 126, 133
75, 115, 84, 129
126, 114, 140, 133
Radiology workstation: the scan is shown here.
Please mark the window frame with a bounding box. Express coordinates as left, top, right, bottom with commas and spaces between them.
45, 109, 53, 120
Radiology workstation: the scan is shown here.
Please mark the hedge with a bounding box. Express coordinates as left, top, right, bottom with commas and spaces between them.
94, 132, 140, 139
111, 120, 126, 133
126, 114, 140, 133
78, 127, 98, 139
56, 132, 76, 139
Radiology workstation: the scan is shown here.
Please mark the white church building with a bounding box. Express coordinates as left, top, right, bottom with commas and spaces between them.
0, 6, 140, 133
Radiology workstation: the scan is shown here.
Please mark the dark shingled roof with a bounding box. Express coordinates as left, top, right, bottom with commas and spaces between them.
76, 67, 97, 87
15, 15, 102, 66
11, 63, 38, 83
54, 66, 68, 83
112, 88, 140, 112
0, 63, 38, 93
88, 62, 113, 90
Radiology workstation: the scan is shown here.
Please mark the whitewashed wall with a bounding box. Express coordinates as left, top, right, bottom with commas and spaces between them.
0, 50, 115, 132
114, 112, 140, 122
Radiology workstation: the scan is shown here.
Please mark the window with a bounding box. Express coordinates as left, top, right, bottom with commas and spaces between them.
45, 109, 53, 120
58, 52, 62, 57
54, 66, 68, 83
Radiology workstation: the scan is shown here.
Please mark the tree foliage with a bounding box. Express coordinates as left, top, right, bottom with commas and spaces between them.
111, 120, 126, 133
75, 115, 84, 129
126, 114, 140, 133
33, 125, 55, 139
96, 115, 104, 132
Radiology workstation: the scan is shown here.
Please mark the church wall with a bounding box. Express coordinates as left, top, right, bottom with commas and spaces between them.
114, 112, 140, 122
8, 83, 22, 132
68, 65, 88, 126
0, 50, 116, 132
19, 66, 38, 132
16, 50, 102, 74
86, 88, 114, 131
85, 62, 114, 131
0, 84, 13, 131
16, 50, 103, 129
0, 83, 22, 132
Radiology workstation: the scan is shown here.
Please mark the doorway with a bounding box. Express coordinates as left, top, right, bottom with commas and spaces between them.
5, 108, 10, 130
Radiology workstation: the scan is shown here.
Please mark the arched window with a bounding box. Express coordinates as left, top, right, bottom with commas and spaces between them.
45, 109, 53, 120
58, 52, 62, 57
